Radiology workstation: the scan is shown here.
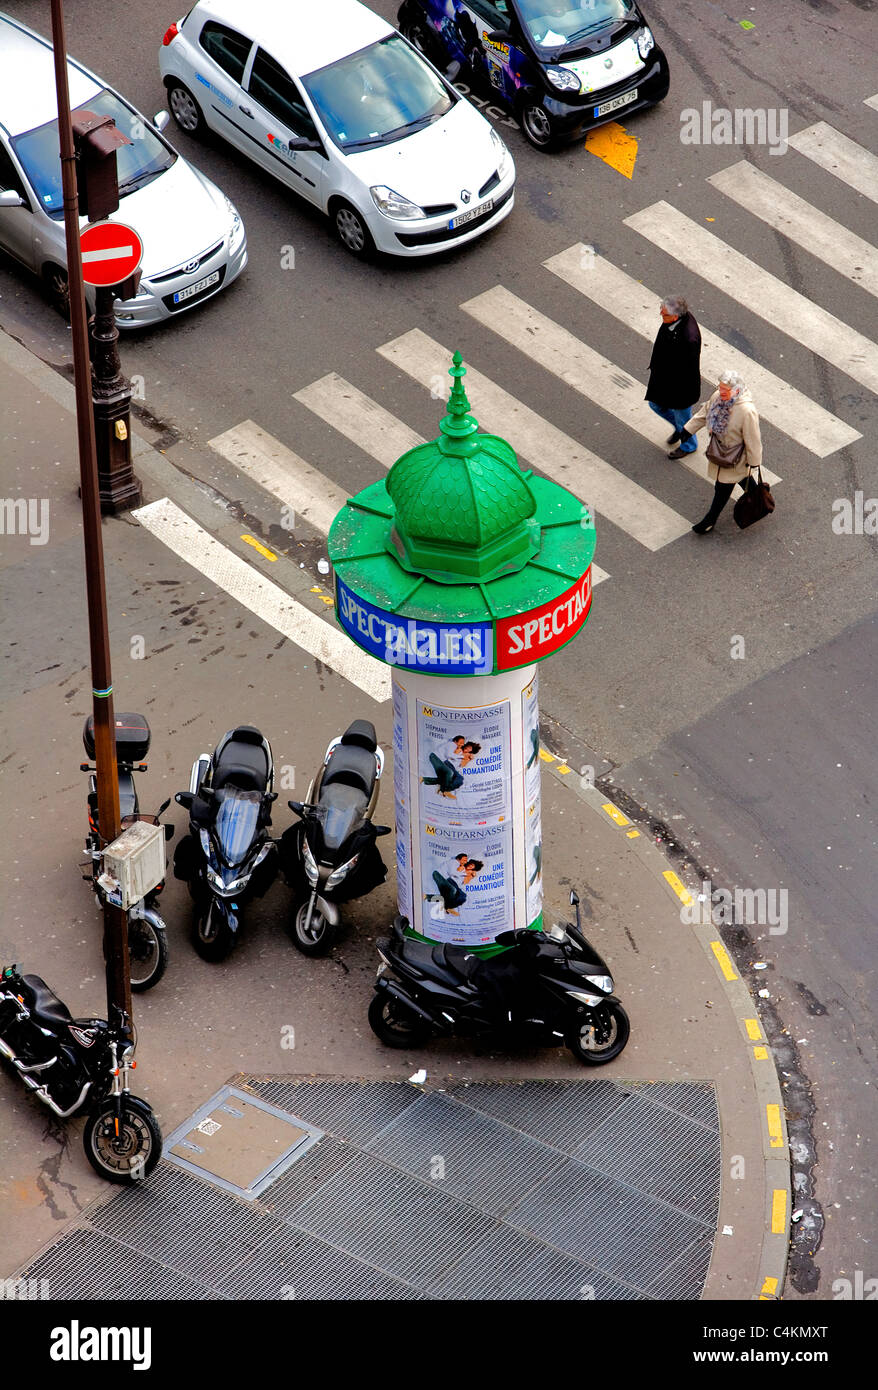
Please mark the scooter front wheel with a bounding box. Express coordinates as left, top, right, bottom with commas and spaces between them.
128, 913, 169, 992
192, 900, 235, 962
288, 897, 337, 957
568, 1002, 630, 1065
368, 991, 432, 1049
83, 1095, 162, 1184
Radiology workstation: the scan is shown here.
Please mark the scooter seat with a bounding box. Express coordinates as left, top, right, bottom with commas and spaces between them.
213, 730, 269, 793
21, 975, 73, 1027
341, 720, 377, 753
323, 743, 375, 797
431, 943, 481, 982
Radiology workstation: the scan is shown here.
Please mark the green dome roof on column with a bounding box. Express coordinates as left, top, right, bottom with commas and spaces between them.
328, 352, 596, 673
386, 352, 539, 584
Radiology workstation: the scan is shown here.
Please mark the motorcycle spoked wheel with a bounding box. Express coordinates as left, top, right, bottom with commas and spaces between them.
288, 897, 338, 956
567, 1002, 630, 1065
83, 1095, 162, 1184
367, 991, 432, 1049
192, 900, 235, 962
127, 916, 169, 992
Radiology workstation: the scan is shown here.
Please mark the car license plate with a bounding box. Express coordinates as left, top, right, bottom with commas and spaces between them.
595, 88, 638, 118
173, 271, 220, 304
450, 199, 492, 230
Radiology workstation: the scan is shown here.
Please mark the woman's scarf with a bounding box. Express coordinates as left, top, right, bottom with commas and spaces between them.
707, 386, 743, 436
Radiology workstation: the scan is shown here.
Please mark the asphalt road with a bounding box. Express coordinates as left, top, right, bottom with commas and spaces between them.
1, 0, 877, 1297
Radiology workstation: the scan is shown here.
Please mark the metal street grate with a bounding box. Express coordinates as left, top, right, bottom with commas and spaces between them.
16, 1076, 722, 1300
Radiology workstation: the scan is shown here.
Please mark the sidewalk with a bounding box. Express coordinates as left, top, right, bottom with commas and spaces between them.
0, 324, 789, 1299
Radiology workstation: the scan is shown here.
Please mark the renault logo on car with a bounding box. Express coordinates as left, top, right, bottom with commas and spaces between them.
460, 189, 471, 204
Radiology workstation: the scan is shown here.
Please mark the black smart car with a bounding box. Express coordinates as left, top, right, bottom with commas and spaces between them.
398, 0, 669, 150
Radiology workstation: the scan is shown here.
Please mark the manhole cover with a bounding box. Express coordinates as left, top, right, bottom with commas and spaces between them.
163, 1086, 323, 1199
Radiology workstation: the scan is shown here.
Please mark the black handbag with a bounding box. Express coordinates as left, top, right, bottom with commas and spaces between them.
734, 468, 775, 529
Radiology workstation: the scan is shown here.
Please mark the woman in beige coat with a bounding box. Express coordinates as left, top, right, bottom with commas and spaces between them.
682, 369, 763, 533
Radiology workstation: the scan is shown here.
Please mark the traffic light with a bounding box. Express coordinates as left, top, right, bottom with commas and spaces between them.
72, 110, 131, 222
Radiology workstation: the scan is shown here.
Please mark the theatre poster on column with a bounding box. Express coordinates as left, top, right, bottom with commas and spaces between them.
522, 673, 543, 927
392, 680, 412, 923
416, 700, 511, 825
421, 821, 513, 945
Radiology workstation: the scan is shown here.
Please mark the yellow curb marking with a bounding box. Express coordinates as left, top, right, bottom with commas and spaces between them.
601, 802, 630, 827
310, 585, 335, 606
539, 749, 557, 763
771, 1191, 787, 1235
584, 121, 638, 178
760, 1276, 779, 1299
626, 828, 640, 838
710, 940, 738, 981
744, 1018, 763, 1041
753, 1046, 769, 1060
663, 869, 693, 904
556, 764, 571, 774
766, 1104, 784, 1149
241, 535, 277, 561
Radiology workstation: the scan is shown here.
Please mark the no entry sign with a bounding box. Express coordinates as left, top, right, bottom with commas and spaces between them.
79, 221, 143, 287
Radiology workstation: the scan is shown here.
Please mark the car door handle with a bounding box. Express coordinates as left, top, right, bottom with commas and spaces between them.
239, 105, 253, 117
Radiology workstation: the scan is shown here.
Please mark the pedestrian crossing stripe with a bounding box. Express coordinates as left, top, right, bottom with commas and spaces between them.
294, 373, 423, 468
378, 328, 691, 552
708, 160, 878, 301
461, 285, 783, 488
210, 418, 347, 536
625, 201, 878, 396
787, 122, 878, 205
131, 497, 391, 704
543, 245, 861, 457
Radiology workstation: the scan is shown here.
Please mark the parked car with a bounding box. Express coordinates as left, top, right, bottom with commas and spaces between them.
397, 0, 669, 150
158, 0, 515, 258
0, 11, 247, 328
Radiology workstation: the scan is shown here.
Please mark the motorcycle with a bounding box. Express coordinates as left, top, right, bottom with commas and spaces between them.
280, 720, 390, 955
368, 890, 630, 1066
80, 712, 174, 991
174, 725, 278, 961
0, 963, 162, 1183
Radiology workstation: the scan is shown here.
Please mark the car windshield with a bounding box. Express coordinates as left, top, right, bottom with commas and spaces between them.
301, 33, 453, 152
214, 788, 262, 866
316, 784, 368, 851
514, 0, 634, 52
11, 88, 175, 218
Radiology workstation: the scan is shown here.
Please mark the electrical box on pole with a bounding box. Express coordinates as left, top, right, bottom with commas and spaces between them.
72, 110, 130, 222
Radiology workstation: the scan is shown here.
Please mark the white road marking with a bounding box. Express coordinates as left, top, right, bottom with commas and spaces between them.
295, 373, 611, 584
294, 373, 423, 468
132, 497, 391, 703
624, 202, 878, 395
787, 122, 878, 204
708, 160, 878, 299
208, 418, 346, 536
377, 328, 690, 552
544, 246, 859, 457
865, 94, 878, 113
461, 285, 782, 487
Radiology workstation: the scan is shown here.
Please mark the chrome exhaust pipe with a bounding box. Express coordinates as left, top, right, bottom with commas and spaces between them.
0, 1034, 91, 1116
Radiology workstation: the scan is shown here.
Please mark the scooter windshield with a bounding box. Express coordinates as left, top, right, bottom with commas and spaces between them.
317, 784, 368, 852
214, 789, 262, 866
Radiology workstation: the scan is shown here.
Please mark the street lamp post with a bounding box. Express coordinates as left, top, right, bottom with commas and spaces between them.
329, 352, 596, 952
50, 0, 132, 1024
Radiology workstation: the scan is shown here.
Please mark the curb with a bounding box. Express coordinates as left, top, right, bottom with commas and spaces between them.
541, 750, 790, 1301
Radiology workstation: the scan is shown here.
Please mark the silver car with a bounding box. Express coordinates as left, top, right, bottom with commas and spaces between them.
0, 12, 247, 328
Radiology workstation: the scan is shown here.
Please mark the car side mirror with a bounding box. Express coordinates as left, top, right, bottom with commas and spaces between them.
0, 190, 25, 209
153, 110, 171, 133
289, 136, 322, 152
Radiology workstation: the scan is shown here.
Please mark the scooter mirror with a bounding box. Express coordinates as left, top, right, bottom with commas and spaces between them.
266, 792, 278, 803
176, 791, 194, 808
165, 824, 175, 841
374, 825, 392, 837
157, 799, 171, 817
570, 889, 580, 907
288, 800, 305, 815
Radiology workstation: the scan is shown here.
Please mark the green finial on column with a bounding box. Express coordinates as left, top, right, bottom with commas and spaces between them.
440, 351, 478, 446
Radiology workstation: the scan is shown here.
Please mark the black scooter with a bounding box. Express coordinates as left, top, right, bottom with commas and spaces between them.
174, 725, 278, 961
280, 720, 390, 955
368, 890, 630, 1065
80, 712, 174, 991
0, 964, 162, 1184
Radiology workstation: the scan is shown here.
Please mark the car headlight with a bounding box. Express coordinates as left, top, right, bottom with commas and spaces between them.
302, 838, 319, 886
326, 854, 359, 890
370, 185, 424, 219
585, 973, 613, 994
636, 27, 655, 60
490, 128, 511, 178
224, 195, 245, 251
545, 66, 581, 93
568, 988, 603, 1007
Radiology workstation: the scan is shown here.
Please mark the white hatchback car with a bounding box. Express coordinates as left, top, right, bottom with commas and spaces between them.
158, 0, 515, 257
0, 11, 247, 328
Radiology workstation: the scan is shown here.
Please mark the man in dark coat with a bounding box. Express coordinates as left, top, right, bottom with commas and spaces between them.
645, 295, 702, 458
